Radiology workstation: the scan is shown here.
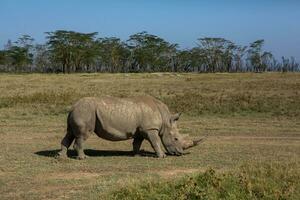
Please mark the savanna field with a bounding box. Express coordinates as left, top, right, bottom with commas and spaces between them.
0, 73, 299, 199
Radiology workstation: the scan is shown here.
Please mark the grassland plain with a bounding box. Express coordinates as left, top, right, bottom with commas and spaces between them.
0, 73, 299, 199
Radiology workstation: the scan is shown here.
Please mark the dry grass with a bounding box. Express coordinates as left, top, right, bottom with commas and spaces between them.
0, 72, 299, 199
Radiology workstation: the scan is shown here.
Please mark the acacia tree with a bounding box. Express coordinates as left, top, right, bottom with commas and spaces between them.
188, 48, 206, 72
197, 38, 236, 72
46, 30, 98, 73
1, 35, 35, 72
127, 31, 177, 72
281, 56, 300, 72
175, 50, 192, 72
0, 40, 12, 71
16, 35, 34, 49
247, 40, 273, 72
70, 32, 98, 72
8, 47, 32, 71
0, 50, 7, 71
46, 30, 72, 73
96, 37, 130, 72
232, 46, 247, 72
34, 44, 51, 72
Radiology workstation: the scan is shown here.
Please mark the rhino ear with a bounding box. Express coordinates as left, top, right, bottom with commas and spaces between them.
170, 113, 181, 122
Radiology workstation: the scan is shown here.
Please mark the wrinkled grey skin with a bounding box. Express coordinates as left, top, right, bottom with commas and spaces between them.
57, 96, 203, 159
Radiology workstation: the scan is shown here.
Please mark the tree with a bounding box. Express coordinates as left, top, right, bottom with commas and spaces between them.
197, 38, 235, 72
34, 44, 51, 72
0, 50, 7, 71
16, 35, 35, 71
96, 37, 130, 72
0, 36, 35, 72
175, 50, 191, 72
128, 31, 177, 72
7, 46, 32, 72
247, 40, 273, 72
232, 46, 247, 72
281, 56, 300, 72
15, 35, 34, 49
1, 40, 13, 71
46, 30, 98, 73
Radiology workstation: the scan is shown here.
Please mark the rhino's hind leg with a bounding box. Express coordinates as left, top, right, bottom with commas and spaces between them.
74, 136, 89, 160
71, 121, 92, 160
57, 131, 75, 158
132, 135, 144, 156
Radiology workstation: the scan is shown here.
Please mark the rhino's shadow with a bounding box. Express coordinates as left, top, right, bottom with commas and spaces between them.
35, 149, 156, 158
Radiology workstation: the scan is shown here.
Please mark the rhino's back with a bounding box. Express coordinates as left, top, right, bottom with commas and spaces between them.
95, 96, 142, 130
97, 96, 161, 132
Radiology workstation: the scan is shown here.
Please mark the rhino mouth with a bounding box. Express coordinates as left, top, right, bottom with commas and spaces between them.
166, 146, 184, 156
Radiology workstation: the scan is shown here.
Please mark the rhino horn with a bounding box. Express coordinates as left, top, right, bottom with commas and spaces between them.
193, 137, 206, 145
183, 136, 206, 150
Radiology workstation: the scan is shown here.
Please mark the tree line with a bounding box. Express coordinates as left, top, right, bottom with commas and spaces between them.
0, 30, 299, 73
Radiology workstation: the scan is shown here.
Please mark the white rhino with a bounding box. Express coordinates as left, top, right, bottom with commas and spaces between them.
57, 96, 203, 159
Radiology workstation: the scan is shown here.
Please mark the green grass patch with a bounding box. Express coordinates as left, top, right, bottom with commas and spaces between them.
108, 162, 300, 200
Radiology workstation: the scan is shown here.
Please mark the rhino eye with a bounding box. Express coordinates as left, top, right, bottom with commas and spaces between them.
175, 138, 178, 141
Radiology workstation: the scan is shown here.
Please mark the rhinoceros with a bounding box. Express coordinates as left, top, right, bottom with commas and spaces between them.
57, 96, 204, 159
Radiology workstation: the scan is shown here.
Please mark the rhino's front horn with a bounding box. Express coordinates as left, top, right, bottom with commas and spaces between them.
183, 136, 206, 150
193, 137, 206, 146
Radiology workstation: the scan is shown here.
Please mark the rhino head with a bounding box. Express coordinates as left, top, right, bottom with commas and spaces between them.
160, 113, 205, 156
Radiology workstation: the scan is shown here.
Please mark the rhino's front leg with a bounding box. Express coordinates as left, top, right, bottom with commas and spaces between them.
145, 130, 166, 158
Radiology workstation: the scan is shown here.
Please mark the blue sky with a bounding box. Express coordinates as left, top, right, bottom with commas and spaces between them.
0, 0, 300, 59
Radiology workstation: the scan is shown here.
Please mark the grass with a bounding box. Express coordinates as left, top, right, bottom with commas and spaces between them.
0, 72, 299, 199
108, 162, 300, 200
